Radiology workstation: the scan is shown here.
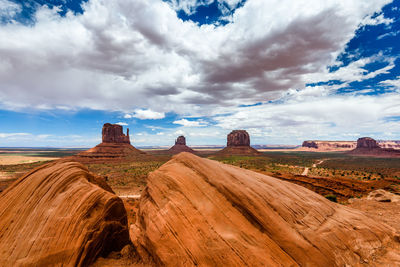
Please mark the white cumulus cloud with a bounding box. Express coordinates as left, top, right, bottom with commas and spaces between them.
173, 118, 208, 127
0, 0, 392, 116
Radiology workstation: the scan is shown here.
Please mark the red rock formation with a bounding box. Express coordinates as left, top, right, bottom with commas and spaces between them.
175, 135, 186, 145
102, 123, 130, 144
357, 137, 380, 149
76, 123, 148, 161
378, 140, 400, 149
168, 136, 195, 154
301, 140, 356, 151
131, 153, 400, 266
227, 130, 250, 146
0, 160, 130, 266
349, 137, 400, 157
217, 130, 260, 155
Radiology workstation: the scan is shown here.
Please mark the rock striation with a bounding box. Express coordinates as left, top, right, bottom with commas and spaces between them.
102, 123, 130, 144
168, 136, 195, 154
0, 160, 130, 266
130, 153, 400, 266
77, 123, 147, 161
217, 130, 260, 155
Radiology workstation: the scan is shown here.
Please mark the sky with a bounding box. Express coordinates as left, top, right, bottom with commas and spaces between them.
0, 0, 399, 147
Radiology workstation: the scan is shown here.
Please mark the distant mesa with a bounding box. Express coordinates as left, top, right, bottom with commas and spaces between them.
301, 139, 400, 152
77, 123, 146, 161
349, 137, 400, 157
356, 137, 379, 149
168, 135, 195, 154
0, 160, 130, 266
217, 130, 260, 155
130, 152, 400, 266
302, 140, 356, 151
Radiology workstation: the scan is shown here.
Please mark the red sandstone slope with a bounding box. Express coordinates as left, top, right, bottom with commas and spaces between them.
131, 152, 400, 266
0, 161, 130, 266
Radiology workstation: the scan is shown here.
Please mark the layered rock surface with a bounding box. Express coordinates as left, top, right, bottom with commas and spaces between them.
168, 136, 195, 154
131, 152, 400, 266
218, 130, 260, 155
0, 160, 130, 266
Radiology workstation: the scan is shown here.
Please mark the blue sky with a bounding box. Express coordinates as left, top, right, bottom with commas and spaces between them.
0, 0, 399, 147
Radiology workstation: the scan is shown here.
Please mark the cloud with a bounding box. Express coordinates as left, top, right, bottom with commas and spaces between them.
173, 118, 208, 127
380, 76, 400, 89
0, 132, 30, 138
115, 122, 128, 126
0, 0, 392, 115
213, 92, 400, 144
305, 54, 396, 85
124, 109, 165, 120
0, 0, 21, 21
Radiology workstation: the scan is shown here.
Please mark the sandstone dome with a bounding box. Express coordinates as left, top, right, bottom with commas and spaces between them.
0, 160, 130, 266
130, 152, 400, 266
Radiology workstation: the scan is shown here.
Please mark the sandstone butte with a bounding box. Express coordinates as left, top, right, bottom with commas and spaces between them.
0, 160, 130, 266
168, 135, 195, 154
217, 130, 260, 155
77, 123, 147, 161
131, 152, 400, 266
349, 137, 400, 157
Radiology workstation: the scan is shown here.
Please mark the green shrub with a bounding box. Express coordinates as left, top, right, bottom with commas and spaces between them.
324, 194, 337, 203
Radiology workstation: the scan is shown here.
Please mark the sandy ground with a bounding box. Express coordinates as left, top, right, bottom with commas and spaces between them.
0, 155, 59, 165
348, 198, 400, 232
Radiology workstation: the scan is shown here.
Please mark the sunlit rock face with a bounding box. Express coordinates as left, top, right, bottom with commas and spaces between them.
130, 152, 400, 266
227, 130, 250, 147
0, 161, 130, 266
102, 123, 130, 144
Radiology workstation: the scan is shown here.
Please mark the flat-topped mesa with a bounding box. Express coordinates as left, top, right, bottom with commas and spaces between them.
349, 137, 400, 157
227, 130, 250, 147
357, 137, 380, 149
102, 123, 130, 144
301, 140, 356, 151
175, 136, 186, 145
302, 140, 318, 149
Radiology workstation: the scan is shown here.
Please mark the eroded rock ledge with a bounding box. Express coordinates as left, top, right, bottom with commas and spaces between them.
0, 160, 130, 266
131, 152, 400, 266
